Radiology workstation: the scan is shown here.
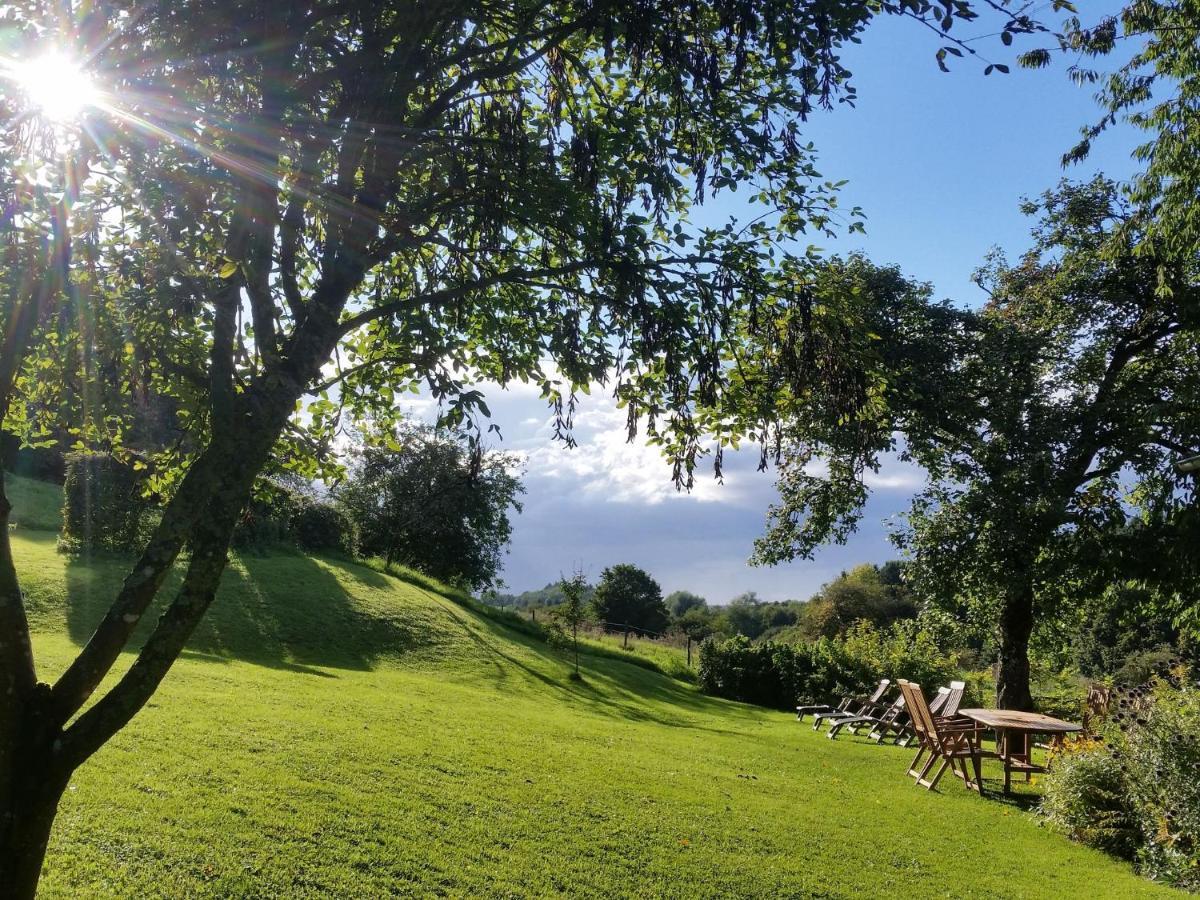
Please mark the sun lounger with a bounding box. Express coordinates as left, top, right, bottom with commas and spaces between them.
797, 679, 889, 724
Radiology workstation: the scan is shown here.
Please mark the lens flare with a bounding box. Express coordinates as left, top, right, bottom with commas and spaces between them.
11, 50, 99, 123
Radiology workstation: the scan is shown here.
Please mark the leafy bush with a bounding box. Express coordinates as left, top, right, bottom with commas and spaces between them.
2, 437, 67, 483
1121, 677, 1200, 890
1114, 646, 1183, 689
1041, 673, 1200, 892
1041, 740, 1138, 859
839, 619, 958, 694
233, 482, 354, 555
290, 499, 357, 555
232, 486, 298, 550
60, 452, 153, 552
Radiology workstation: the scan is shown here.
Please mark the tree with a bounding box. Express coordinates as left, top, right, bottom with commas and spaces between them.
491, 580, 595, 609
554, 571, 590, 679
721, 592, 767, 639
752, 181, 1200, 709
339, 425, 524, 590
665, 590, 707, 618
592, 565, 669, 635
0, 0, 1032, 891
796, 563, 916, 640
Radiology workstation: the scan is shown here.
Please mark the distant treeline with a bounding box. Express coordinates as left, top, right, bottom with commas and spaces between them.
486, 560, 916, 645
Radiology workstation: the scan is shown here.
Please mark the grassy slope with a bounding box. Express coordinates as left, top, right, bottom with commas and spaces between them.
4, 476, 1169, 898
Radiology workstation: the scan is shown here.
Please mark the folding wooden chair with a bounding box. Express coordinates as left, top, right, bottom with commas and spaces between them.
899, 679, 991, 793
902, 681, 966, 774
870, 685, 948, 747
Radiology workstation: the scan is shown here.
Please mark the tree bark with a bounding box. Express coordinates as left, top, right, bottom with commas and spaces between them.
0, 684, 71, 900
996, 581, 1036, 711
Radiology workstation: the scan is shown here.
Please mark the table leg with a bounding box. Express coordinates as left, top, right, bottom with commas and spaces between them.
999, 728, 1011, 794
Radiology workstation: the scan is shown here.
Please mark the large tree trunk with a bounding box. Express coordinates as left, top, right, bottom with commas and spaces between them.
0, 686, 70, 899
996, 580, 1036, 711
0, 397, 297, 896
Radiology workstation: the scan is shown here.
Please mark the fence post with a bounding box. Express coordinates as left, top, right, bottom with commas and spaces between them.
624, 626, 629, 649
687, 636, 692, 667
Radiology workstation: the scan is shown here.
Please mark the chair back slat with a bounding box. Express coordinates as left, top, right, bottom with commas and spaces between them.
904, 680, 940, 741
898, 681, 924, 740
941, 680, 966, 718
928, 686, 951, 716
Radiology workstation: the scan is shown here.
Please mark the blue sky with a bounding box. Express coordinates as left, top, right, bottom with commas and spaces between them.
414, 6, 1146, 604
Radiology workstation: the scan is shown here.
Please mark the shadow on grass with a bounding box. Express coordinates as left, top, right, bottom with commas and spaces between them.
62, 543, 770, 736
63, 547, 443, 675
434, 599, 757, 735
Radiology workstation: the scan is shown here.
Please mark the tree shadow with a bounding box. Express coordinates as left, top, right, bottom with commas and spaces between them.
63, 547, 441, 675
433, 599, 759, 735
61, 544, 778, 737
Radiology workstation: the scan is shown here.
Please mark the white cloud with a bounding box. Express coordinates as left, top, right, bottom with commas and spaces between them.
520, 392, 730, 505
865, 456, 926, 491
390, 365, 925, 600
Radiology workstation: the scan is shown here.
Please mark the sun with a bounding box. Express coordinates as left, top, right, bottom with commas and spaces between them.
11, 50, 99, 123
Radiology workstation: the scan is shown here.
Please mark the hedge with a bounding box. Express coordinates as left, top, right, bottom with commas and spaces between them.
698, 620, 958, 711
60, 452, 152, 552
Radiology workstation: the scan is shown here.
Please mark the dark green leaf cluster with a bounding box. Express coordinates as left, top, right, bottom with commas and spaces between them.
337, 423, 524, 591
591, 563, 669, 633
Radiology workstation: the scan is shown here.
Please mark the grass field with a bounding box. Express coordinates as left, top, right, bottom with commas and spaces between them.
6, 475, 1172, 898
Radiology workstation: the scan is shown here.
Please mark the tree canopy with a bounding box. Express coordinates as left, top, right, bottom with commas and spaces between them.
1026, 1, 1200, 285
592, 564, 670, 634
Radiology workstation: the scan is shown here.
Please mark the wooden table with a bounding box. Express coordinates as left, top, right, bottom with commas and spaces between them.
958, 709, 1082, 793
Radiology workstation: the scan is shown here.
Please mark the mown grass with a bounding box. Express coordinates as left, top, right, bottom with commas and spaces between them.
577, 628, 695, 681
4, 474, 1173, 898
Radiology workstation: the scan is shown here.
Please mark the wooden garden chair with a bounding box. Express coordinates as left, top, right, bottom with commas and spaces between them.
806, 681, 892, 734
796, 681, 892, 724
902, 680, 966, 773
869, 684, 947, 746
898, 680, 991, 793
1081, 683, 1111, 738
831, 680, 964, 746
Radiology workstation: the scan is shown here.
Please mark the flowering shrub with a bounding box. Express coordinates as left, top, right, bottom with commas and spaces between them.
1041, 738, 1138, 859
1042, 671, 1200, 892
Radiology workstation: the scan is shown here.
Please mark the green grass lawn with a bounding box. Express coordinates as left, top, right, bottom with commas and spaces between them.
5, 475, 1173, 898
577, 627, 695, 680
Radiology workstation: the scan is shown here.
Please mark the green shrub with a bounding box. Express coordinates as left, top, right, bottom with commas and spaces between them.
60, 452, 153, 552
839, 619, 958, 695
699, 635, 861, 710
1114, 646, 1183, 689
233, 483, 354, 555
231, 488, 296, 550
698, 618, 960, 710
1041, 673, 1200, 892
290, 499, 357, 555
1041, 740, 1138, 860
1122, 677, 1200, 890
